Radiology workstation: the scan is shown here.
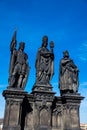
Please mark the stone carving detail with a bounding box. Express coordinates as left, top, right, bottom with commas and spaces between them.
9, 103, 20, 126
8, 31, 30, 90
52, 105, 63, 128
35, 102, 50, 112
25, 111, 33, 129
35, 36, 54, 86
59, 50, 79, 95
2, 35, 84, 130
40, 108, 48, 126
70, 107, 79, 128
34, 92, 54, 102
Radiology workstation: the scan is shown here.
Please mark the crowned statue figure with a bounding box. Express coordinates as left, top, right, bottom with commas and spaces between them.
59, 50, 79, 95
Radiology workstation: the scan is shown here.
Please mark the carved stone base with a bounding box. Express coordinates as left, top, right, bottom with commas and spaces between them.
61, 93, 84, 130
2, 88, 84, 130
32, 84, 53, 92
2, 89, 28, 130
51, 93, 84, 130
31, 88, 55, 130
3, 126, 21, 130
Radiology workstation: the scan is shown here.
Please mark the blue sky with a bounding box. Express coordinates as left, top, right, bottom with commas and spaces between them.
0, 0, 87, 123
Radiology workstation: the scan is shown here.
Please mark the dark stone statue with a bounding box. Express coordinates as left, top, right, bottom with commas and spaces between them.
2, 34, 84, 130
8, 31, 29, 89
35, 36, 54, 85
59, 50, 79, 95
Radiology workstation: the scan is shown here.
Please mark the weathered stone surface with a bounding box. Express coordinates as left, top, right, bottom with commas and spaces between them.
35, 36, 54, 86
8, 31, 30, 90
51, 93, 84, 130
2, 89, 28, 130
2, 35, 84, 130
59, 50, 79, 96
2, 88, 84, 130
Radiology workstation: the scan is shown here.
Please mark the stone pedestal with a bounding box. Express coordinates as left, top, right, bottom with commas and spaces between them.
31, 84, 55, 130
2, 87, 84, 130
61, 93, 84, 130
2, 89, 28, 130
51, 93, 84, 130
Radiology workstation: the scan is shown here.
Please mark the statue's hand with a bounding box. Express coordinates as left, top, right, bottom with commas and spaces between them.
51, 53, 54, 60
74, 67, 79, 72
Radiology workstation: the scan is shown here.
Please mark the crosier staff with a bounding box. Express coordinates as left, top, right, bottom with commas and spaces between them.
50, 41, 54, 53
49, 41, 54, 80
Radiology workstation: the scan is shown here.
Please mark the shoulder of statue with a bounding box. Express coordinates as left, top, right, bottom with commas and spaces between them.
60, 58, 64, 62
38, 47, 42, 51
37, 47, 43, 54
60, 58, 70, 64
13, 49, 17, 55
69, 58, 74, 63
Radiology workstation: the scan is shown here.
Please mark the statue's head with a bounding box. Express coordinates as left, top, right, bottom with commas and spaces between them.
42, 36, 48, 47
63, 50, 69, 58
19, 42, 25, 51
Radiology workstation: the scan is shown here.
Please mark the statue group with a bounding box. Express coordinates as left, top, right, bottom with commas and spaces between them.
3, 31, 83, 130
8, 31, 79, 95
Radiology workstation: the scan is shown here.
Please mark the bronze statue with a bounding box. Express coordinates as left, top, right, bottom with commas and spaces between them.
35, 36, 54, 85
59, 50, 79, 95
8, 31, 29, 89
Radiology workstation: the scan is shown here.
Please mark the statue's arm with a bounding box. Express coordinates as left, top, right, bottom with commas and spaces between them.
40, 51, 54, 59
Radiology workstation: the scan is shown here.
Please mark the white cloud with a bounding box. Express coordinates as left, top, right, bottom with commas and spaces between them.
80, 98, 87, 123
0, 94, 5, 118
80, 82, 87, 86
79, 81, 87, 97
78, 41, 87, 62
79, 81, 87, 123
83, 43, 87, 47
0, 84, 7, 88
79, 57, 87, 61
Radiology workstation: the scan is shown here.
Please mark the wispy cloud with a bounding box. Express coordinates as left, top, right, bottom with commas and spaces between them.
79, 81, 87, 123
0, 85, 6, 118
80, 82, 87, 86
80, 95, 87, 123
78, 41, 87, 62
0, 84, 7, 88
79, 81, 87, 95
0, 94, 5, 118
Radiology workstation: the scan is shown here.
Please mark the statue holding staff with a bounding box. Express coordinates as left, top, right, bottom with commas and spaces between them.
8, 31, 30, 90
35, 36, 54, 85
